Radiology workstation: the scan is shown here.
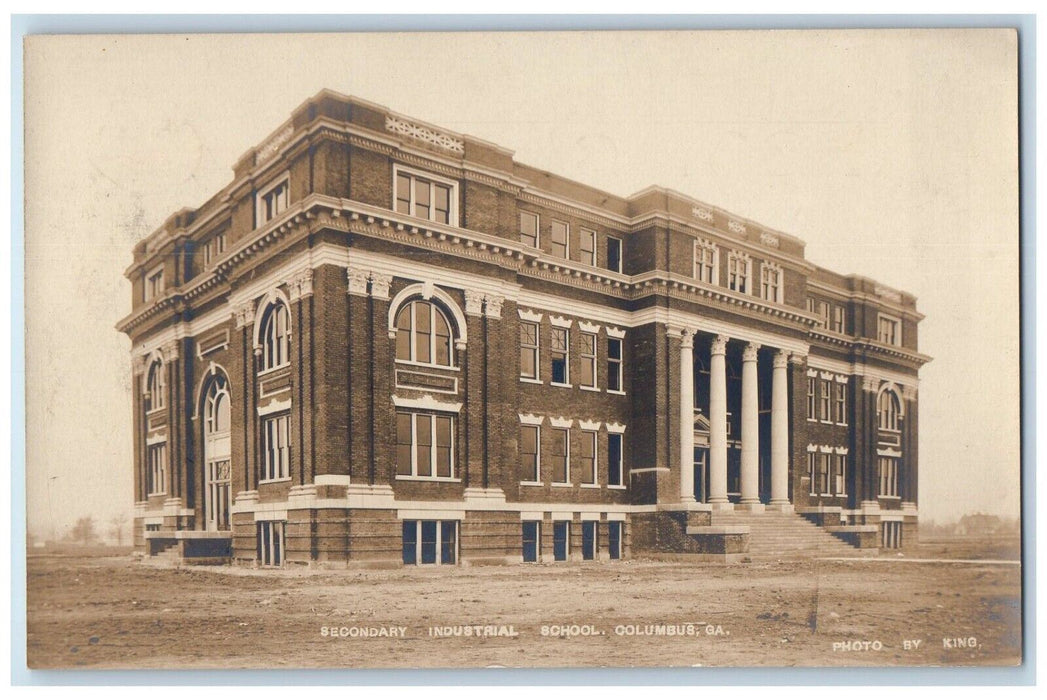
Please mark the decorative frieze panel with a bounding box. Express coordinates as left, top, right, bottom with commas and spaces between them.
385, 115, 465, 154
728, 220, 747, 235
395, 368, 458, 395
874, 285, 903, 303
692, 206, 714, 222
760, 231, 781, 248
255, 124, 294, 165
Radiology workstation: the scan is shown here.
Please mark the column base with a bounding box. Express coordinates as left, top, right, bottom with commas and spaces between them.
735, 502, 765, 513
766, 501, 794, 513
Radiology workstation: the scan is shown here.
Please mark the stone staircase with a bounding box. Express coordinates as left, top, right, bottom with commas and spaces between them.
714, 510, 870, 560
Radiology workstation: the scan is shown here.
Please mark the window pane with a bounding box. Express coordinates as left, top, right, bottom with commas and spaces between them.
608, 434, 622, 486
607, 237, 621, 272
415, 416, 432, 477
434, 185, 450, 224
440, 521, 457, 564
435, 416, 453, 478
522, 521, 539, 563
402, 521, 417, 565
520, 347, 536, 378
434, 311, 451, 366
520, 212, 538, 247
396, 413, 413, 476
421, 520, 437, 564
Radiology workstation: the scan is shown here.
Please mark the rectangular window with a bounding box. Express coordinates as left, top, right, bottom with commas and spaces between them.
834, 382, 847, 425
575, 228, 596, 266
519, 211, 539, 248
551, 327, 569, 385
402, 520, 458, 565
257, 520, 284, 566
261, 414, 290, 481
882, 521, 902, 549
144, 266, 164, 302
579, 430, 597, 485
606, 236, 622, 273
819, 453, 832, 496
520, 424, 540, 482
519, 321, 539, 380
694, 242, 716, 283
258, 178, 289, 225
833, 305, 846, 334
607, 433, 624, 487
607, 337, 623, 392
806, 298, 816, 315
607, 521, 622, 560
806, 377, 817, 420
395, 169, 455, 225
147, 443, 166, 495
581, 521, 597, 561
760, 263, 781, 302
819, 380, 832, 422
834, 454, 847, 496
551, 220, 569, 258
878, 315, 901, 346
879, 457, 899, 497
553, 521, 569, 561
550, 427, 569, 484
807, 452, 817, 496
819, 301, 831, 329
396, 412, 455, 479
727, 253, 749, 293
580, 332, 597, 388
522, 521, 541, 563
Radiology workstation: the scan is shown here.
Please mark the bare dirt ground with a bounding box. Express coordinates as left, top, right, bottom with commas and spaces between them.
26, 537, 1021, 670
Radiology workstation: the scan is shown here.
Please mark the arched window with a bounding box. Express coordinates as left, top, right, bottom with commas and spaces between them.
395, 299, 455, 367
204, 375, 230, 434
259, 301, 291, 371
878, 389, 901, 431
146, 360, 165, 412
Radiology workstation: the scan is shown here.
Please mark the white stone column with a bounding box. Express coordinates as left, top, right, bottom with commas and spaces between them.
679, 329, 696, 504
708, 335, 730, 507
739, 342, 762, 509
769, 350, 792, 510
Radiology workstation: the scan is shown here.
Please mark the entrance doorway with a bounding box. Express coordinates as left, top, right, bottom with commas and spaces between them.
203, 374, 231, 531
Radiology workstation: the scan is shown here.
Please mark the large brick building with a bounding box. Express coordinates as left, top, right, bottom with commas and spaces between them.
117, 90, 930, 566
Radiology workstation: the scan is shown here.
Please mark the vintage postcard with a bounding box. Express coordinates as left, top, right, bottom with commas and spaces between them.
22, 28, 1022, 670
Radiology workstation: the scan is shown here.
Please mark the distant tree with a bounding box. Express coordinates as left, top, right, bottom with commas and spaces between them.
69, 516, 99, 545
108, 516, 126, 545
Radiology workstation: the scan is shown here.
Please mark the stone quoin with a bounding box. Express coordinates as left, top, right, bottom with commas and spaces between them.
117, 90, 929, 567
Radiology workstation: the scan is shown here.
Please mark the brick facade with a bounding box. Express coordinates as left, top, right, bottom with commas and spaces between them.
119, 90, 929, 566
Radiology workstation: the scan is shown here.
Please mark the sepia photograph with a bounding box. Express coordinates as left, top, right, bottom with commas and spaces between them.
21, 26, 1023, 672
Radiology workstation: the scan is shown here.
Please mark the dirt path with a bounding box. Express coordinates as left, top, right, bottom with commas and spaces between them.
26, 552, 1021, 669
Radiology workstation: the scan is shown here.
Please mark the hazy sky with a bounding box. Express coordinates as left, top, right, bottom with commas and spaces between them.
23, 30, 1019, 537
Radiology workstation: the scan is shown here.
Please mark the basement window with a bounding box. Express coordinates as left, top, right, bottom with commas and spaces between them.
581, 521, 598, 560
608, 521, 623, 560
257, 520, 285, 567
522, 521, 541, 563
402, 520, 458, 565
553, 521, 570, 562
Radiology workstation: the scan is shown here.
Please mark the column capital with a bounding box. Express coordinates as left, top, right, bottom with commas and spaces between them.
347, 267, 370, 296
710, 334, 728, 356
483, 294, 504, 319
901, 384, 918, 401
772, 349, 789, 369
464, 289, 484, 316
161, 340, 180, 362
742, 342, 760, 362
861, 375, 880, 392
233, 300, 256, 329
788, 351, 807, 365
370, 273, 392, 301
